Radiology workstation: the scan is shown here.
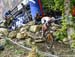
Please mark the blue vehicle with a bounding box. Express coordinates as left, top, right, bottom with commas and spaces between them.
4, 3, 31, 30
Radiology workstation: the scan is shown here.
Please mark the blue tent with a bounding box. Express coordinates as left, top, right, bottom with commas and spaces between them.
29, 0, 42, 20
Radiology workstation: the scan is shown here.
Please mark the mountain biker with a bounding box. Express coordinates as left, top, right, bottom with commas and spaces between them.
41, 14, 55, 37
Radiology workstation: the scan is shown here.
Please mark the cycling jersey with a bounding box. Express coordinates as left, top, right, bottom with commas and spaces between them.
41, 16, 55, 26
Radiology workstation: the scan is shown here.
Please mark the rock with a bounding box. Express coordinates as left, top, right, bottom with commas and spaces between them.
21, 31, 28, 38
27, 21, 35, 25
16, 32, 28, 39
34, 39, 45, 43
32, 42, 36, 45
51, 26, 57, 31
63, 38, 68, 42
27, 47, 37, 57
71, 40, 75, 48
0, 28, 8, 36
71, 42, 75, 48
8, 31, 17, 39
0, 39, 6, 46
0, 33, 4, 37
63, 38, 69, 44
23, 21, 35, 27
20, 26, 29, 32
29, 25, 42, 33
25, 38, 32, 46
0, 20, 5, 27
16, 33, 24, 39
0, 23, 5, 27
18, 41, 25, 46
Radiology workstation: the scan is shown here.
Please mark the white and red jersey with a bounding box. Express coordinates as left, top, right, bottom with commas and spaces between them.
41, 16, 55, 25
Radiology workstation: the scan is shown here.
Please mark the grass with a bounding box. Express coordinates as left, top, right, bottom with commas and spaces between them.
0, 40, 28, 57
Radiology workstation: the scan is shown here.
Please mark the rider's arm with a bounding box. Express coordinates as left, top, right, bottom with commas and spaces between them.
41, 17, 45, 24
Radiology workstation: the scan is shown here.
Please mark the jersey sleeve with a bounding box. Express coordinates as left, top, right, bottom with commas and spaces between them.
41, 17, 45, 24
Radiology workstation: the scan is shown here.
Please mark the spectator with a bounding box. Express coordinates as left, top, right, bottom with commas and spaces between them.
35, 13, 42, 25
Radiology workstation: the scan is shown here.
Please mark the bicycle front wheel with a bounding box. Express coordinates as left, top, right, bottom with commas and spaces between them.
45, 32, 54, 49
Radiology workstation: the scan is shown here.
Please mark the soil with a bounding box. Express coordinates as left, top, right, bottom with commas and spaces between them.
0, 38, 75, 57
0, 44, 28, 57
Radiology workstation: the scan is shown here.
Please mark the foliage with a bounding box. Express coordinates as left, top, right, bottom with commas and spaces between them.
53, 0, 68, 41
69, 0, 75, 48
41, 0, 64, 11
36, 52, 44, 57
71, 33, 75, 40
71, 42, 75, 48
71, 32, 75, 48
54, 0, 64, 10
70, 0, 75, 15
41, 0, 54, 10
5, 39, 25, 55
70, 0, 75, 7
54, 17, 68, 41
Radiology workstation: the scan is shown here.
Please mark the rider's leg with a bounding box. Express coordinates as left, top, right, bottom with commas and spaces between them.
42, 24, 47, 37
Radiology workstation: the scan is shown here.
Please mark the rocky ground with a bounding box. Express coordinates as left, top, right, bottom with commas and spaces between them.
0, 21, 75, 57
0, 40, 75, 57
0, 44, 28, 57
